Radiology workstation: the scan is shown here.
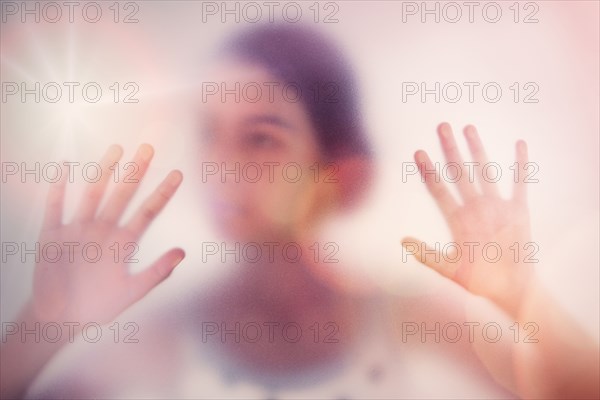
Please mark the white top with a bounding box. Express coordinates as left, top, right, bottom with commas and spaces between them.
26, 267, 515, 399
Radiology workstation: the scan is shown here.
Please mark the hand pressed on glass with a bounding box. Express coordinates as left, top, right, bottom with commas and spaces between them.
402, 123, 534, 315
34, 144, 185, 325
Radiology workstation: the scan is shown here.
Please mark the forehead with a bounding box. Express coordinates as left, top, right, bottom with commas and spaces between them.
197, 59, 312, 129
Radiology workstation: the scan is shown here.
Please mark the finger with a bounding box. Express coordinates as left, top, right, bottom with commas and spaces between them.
124, 170, 183, 239
463, 125, 500, 198
437, 122, 477, 201
512, 140, 529, 205
127, 248, 185, 304
401, 237, 457, 280
73, 145, 123, 223
98, 144, 154, 224
42, 162, 68, 230
414, 150, 459, 218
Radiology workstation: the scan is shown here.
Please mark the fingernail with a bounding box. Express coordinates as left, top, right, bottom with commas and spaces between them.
173, 252, 185, 266
414, 150, 425, 163
438, 123, 451, 138
169, 170, 183, 186
107, 144, 123, 159
139, 144, 154, 162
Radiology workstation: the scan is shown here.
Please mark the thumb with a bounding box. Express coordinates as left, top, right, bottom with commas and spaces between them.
401, 236, 456, 281
127, 248, 185, 304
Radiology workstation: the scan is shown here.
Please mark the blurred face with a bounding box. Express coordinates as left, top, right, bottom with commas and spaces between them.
197, 59, 330, 242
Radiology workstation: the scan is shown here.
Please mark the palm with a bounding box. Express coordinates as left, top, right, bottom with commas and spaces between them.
32, 144, 184, 325
403, 124, 535, 312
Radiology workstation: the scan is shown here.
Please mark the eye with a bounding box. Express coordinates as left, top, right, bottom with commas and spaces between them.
245, 131, 281, 149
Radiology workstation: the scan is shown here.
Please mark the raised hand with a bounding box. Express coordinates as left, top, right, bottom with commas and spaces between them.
33, 144, 185, 325
402, 123, 535, 315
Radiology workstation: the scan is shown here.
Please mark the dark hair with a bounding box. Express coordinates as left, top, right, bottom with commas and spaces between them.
219, 23, 371, 159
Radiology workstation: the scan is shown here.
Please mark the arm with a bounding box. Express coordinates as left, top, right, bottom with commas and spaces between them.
402, 123, 599, 399
1, 144, 185, 399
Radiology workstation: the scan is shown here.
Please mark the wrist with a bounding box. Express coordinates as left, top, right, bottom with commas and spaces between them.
488, 269, 539, 320
4, 301, 75, 348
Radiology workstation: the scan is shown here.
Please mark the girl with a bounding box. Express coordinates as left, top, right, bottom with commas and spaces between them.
2, 24, 598, 399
